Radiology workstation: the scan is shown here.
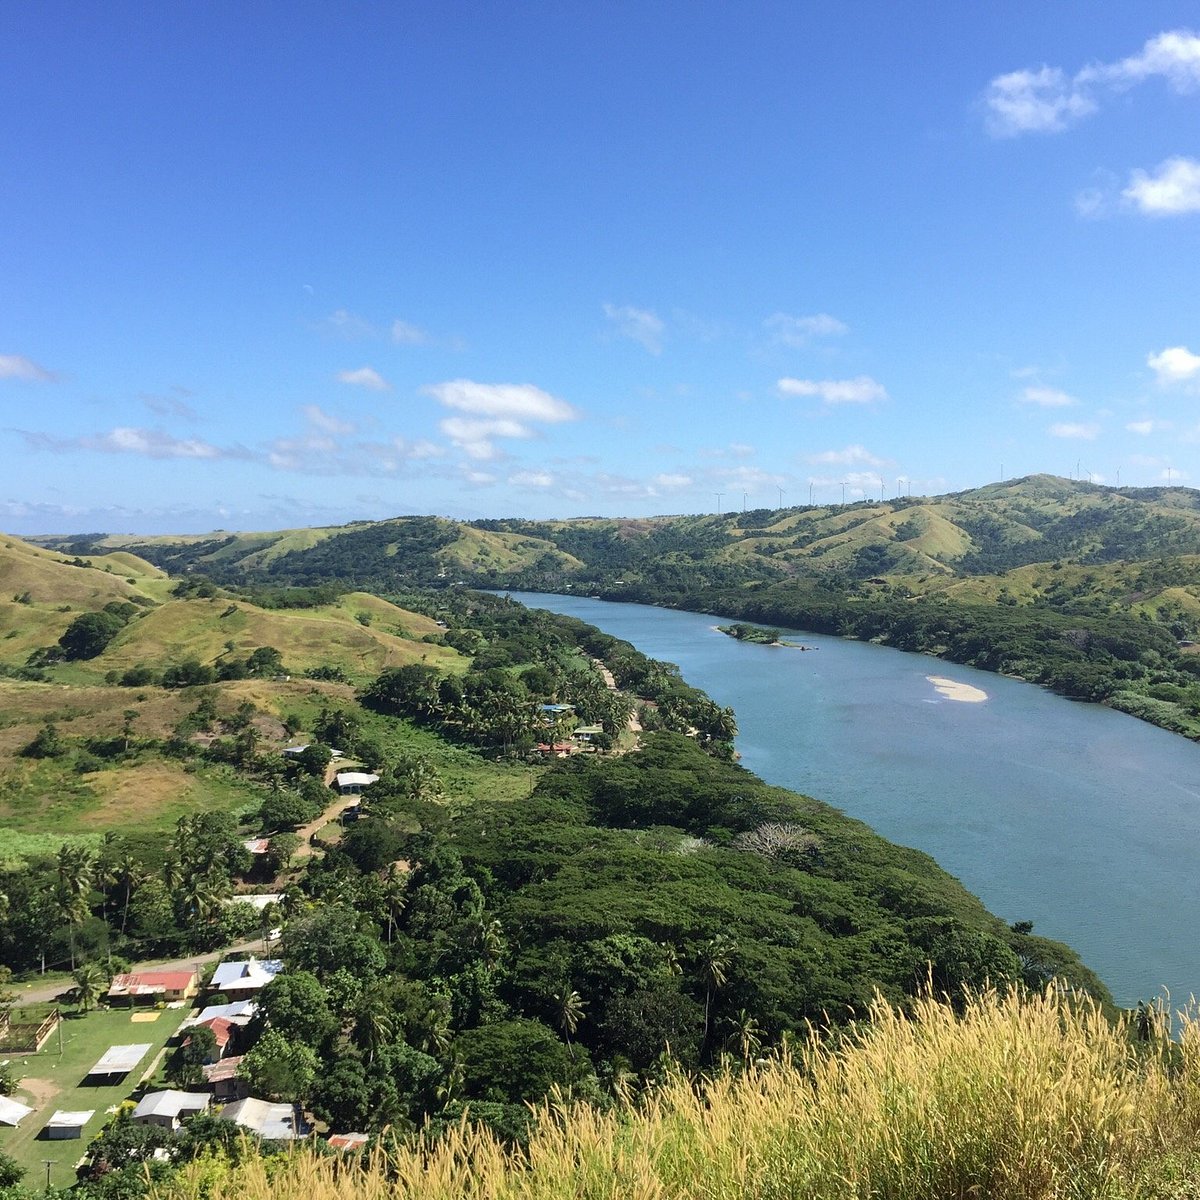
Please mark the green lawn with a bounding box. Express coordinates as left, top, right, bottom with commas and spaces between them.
2, 1004, 188, 1190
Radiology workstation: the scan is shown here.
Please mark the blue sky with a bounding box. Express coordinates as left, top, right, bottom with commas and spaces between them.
3, 2, 1199, 534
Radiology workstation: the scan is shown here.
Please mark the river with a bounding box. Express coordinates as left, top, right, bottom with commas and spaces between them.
505, 591, 1200, 1009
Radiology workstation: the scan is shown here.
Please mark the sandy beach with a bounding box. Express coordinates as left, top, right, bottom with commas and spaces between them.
926, 675, 988, 703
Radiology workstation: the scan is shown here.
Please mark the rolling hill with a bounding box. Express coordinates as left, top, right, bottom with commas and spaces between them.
29, 475, 1200, 593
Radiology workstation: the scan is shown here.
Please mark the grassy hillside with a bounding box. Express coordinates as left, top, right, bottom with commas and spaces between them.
32, 476, 1200, 594
158, 986, 1199, 1200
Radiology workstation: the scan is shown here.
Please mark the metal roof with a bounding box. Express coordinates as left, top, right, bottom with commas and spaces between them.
0, 1096, 33, 1126
133, 1090, 210, 1120
88, 1043, 152, 1075
47, 1109, 95, 1128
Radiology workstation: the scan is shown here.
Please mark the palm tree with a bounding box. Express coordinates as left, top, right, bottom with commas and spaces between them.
353, 988, 395, 1064
116, 854, 146, 935
73, 963, 107, 1013
379, 869, 408, 945
416, 1001, 452, 1056
698, 934, 736, 1047
727, 1009, 762, 1066
554, 985, 587, 1046
476, 917, 505, 973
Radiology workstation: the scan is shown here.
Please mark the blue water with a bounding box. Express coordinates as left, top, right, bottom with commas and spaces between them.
506, 591, 1200, 1008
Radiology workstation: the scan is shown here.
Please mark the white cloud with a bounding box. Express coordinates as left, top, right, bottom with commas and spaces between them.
807, 444, 887, 467
984, 30, 1200, 137
391, 319, 430, 345
1126, 418, 1172, 434
44, 427, 235, 459
302, 404, 356, 435
425, 379, 577, 424
603, 303, 664, 354
1148, 345, 1200, 384
653, 472, 693, 489
508, 470, 554, 488
439, 416, 530, 460
322, 309, 376, 338
984, 66, 1096, 136
764, 312, 849, 346
337, 366, 391, 391
1049, 422, 1100, 440
0, 354, 55, 382
778, 375, 888, 404
1123, 157, 1200, 215
1020, 385, 1077, 407
1080, 29, 1200, 93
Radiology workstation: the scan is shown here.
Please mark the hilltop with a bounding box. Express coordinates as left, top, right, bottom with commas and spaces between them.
32, 475, 1200, 592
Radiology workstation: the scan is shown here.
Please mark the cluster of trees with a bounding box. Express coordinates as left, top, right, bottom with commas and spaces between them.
358, 595, 734, 757
0, 813, 283, 976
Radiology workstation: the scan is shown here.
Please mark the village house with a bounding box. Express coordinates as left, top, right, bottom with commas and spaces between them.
218, 1097, 308, 1140
107, 968, 199, 1006
202, 1056, 249, 1101
335, 770, 379, 795
132, 1090, 210, 1131
183, 1015, 238, 1062
208, 957, 284, 995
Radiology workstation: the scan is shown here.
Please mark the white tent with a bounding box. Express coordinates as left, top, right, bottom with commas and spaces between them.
0, 1096, 33, 1126
87, 1043, 151, 1076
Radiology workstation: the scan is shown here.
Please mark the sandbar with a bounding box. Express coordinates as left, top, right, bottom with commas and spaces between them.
926, 675, 988, 703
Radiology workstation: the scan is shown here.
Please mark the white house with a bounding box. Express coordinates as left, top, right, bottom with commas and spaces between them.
209, 957, 284, 994
335, 771, 379, 795
218, 1097, 308, 1140
132, 1090, 210, 1130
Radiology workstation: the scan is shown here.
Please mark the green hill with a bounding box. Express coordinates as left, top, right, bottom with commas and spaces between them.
33, 475, 1200, 592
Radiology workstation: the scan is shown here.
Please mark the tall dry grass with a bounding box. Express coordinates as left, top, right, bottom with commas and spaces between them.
157, 987, 1200, 1200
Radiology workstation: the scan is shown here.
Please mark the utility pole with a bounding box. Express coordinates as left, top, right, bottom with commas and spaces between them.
714, 492, 723, 515
841, 482, 847, 505
777, 486, 785, 509
43, 1161, 57, 1190
1116, 467, 1121, 486
742, 491, 747, 513
808, 482, 814, 505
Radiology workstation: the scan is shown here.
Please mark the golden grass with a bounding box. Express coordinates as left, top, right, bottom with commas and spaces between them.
157, 987, 1200, 1200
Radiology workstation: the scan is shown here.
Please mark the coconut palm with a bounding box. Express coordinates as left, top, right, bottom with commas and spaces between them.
554, 986, 587, 1046
73, 962, 107, 1012
698, 934, 736, 1047
115, 854, 146, 934
727, 1008, 763, 1066
353, 988, 395, 1064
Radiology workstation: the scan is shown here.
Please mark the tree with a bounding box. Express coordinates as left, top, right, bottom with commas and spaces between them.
259, 790, 320, 832
353, 987, 396, 1064
73, 962, 107, 1012
121, 708, 138, 752
247, 646, 284, 675
265, 833, 300, 876
554, 986, 587, 1046
0, 1149, 24, 1189
255, 972, 338, 1049
22, 721, 65, 759
239, 1029, 319, 1103
58, 609, 125, 660
698, 934, 736, 1047
455, 1018, 578, 1105
170, 1023, 217, 1087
